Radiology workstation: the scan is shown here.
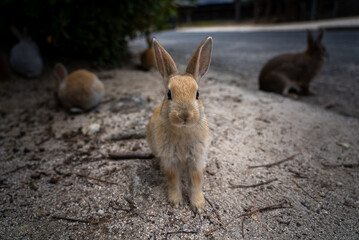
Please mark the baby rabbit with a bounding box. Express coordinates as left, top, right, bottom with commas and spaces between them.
10, 26, 43, 78
146, 37, 212, 209
140, 32, 156, 71
53, 63, 105, 113
259, 30, 327, 96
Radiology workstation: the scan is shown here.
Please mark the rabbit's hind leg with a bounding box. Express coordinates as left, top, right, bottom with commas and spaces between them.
283, 84, 300, 99
300, 83, 316, 96
260, 71, 291, 95
275, 75, 301, 98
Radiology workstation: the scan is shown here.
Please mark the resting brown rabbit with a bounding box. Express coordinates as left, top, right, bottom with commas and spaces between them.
259, 30, 327, 96
146, 37, 212, 209
53, 63, 105, 113
140, 32, 156, 70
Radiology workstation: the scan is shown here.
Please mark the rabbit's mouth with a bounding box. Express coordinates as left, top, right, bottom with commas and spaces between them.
169, 110, 199, 128
170, 118, 198, 128
172, 123, 197, 129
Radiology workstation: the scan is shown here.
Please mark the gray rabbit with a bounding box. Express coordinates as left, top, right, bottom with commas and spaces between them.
10, 27, 43, 78
259, 30, 327, 96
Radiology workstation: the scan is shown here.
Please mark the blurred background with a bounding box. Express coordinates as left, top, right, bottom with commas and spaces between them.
1, 0, 358, 67
0, 0, 359, 116
1, 3, 359, 238
178, 0, 359, 25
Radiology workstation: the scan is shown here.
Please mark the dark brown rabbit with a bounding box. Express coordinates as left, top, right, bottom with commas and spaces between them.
259, 30, 327, 96
140, 32, 156, 71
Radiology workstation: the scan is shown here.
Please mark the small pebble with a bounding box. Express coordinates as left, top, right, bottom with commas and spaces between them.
82, 123, 101, 136
98, 209, 104, 215
318, 192, 326, 197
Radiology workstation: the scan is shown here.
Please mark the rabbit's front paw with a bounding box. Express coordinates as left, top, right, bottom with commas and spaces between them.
190, 190, 205, 209
168, 188, 183, 207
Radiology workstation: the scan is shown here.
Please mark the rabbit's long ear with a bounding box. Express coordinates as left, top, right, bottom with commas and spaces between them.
307, 30, 315, 47
153, 38, 178, 85
186, 37, 213, 82
54, 63, 68, 82
10, 26, 22, 40
22, 28, 31, 41
317, 28, 324, 42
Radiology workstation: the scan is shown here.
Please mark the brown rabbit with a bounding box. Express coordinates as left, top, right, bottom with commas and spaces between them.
53, 63, 105, 113
140, 32, 157, 71
259, 30, 327, 96
146, 37, 212, 209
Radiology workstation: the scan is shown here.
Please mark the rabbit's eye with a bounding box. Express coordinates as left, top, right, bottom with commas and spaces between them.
167, 90, 172, 100
196, 90, 199, 100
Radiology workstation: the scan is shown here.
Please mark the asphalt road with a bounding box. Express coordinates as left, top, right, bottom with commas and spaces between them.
130, 30, 359, 118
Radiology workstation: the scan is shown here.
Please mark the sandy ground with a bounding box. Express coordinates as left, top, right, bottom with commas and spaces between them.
0, 65, 358, 239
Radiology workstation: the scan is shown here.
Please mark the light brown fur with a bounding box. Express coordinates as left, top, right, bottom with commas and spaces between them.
140, 33, 157, 70
165, 169, 182, 204
259, 30, 327, 96
146, 37, 213, 209
54, 63, 105, 112
189, 170, 204, 207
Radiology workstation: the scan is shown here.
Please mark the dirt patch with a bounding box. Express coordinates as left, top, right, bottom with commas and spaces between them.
0, 67, 358, 239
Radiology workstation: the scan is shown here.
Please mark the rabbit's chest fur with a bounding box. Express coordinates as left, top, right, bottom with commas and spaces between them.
163, 124, 209, 169
147, 110, 209, 170
166, 128, 207, 160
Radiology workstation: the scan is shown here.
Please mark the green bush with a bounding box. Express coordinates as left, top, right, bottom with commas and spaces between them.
0, 0, 175, 67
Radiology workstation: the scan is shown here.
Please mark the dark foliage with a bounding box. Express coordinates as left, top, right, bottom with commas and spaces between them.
0, 0, 175, 66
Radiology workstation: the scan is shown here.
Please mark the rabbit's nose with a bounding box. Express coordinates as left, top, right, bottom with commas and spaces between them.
179, 111, 189, 121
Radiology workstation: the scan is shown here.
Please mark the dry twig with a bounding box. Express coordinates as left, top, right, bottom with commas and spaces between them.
52, 207, 153, 224
108, 152, 154, 160
229, 178, 278, 189
238, 200, 290, 217
51, 215, 92, 223
288, 168, 307, 178
322, 103, 334, 109
205, 196, 223, 224
91, 206, 153, 224
2, 164, 31, 176
76, 173, 120, 185
204, 226, 222, 237
292, 180, 321, 205
205, 200, 290, 236
248, 153, 299, 169
166, 230, 198, 235
321, 163, 359, 168
106, 132, 146, 141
